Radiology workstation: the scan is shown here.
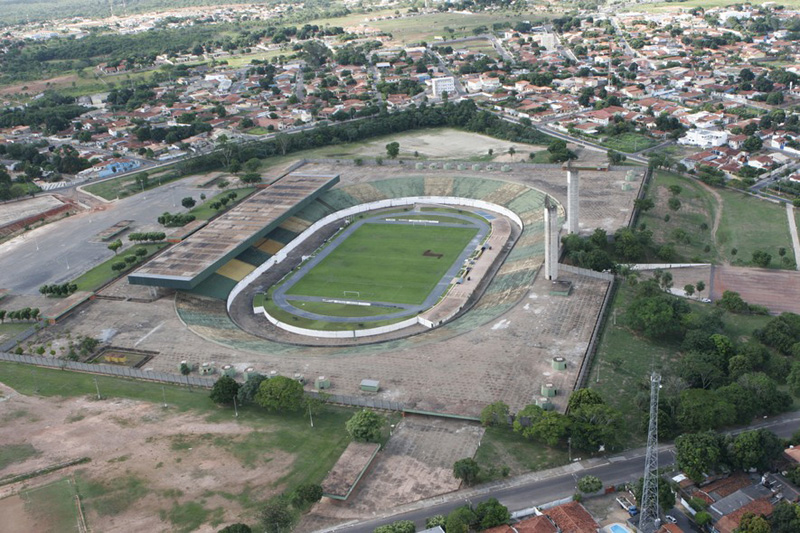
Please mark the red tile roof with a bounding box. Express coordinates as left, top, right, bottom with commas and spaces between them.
546, 502, 599, 533
715, 498, 774, 533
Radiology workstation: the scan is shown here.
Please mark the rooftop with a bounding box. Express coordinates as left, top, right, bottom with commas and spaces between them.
128, 173, 338, 289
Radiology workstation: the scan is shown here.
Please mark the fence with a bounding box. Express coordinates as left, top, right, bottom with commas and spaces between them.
572, 277, 618, 393
559, 264, 615, 282
0, 325, 38, 353
0, 351, 216, 387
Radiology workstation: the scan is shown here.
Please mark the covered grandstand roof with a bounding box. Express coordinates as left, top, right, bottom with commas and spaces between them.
128, 173, 339, 289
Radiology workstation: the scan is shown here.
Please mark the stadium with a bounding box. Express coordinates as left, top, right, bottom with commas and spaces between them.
120, 160, 643, 416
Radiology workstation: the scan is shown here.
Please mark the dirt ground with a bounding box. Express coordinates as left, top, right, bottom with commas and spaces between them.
711, 264, 800, 314
298, 415, 484, 531
0, 196, 66, 227
0, 383, 289, 533
344, 128, 549, 161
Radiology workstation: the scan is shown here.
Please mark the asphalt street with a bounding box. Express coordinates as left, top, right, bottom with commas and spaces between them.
320, 411, 800, 533
0, 180, 205, 294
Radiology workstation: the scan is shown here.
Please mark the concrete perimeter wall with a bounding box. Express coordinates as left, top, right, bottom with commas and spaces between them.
227, 196, 525, 338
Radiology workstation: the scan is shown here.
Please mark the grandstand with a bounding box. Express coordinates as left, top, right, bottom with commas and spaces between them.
127, 173, 338, 290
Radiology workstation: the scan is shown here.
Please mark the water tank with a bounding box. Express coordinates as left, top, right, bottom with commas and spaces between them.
294, 373, 305, 384
200, 362, 215, 375
552, 356, 567, 371
472, 164, 481, 171
501, 165, 511, 172
622, 183, 632, 191
541, 383, 557, 397
457, 163, 467, 171
429, 163, 438, 169
222, 364, 236, 378
444, 162, 454, 170
416, 162, 425, 170
625, 171, 637, 182
244, 367, 257, 380
315, 376, 331, 390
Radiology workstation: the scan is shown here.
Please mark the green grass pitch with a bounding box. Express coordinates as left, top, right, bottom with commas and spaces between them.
286, 223, 478, 305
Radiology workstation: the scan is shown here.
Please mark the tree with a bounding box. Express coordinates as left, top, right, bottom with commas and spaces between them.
507, 146, 516, 160
530, 411, 571, 446
293, 483, 323, 506
180, 362, 191, 375
255, 376, 305, 412
480, 401, 509, 427
107, 239, 122, 254
453, 458, 481, 486
634, 198, 655, 212
260, 500, 293, 533
771, 501, 800, 533
567, 388, 605, 412
111, 261, 127, 272
632, 476, 676, 514
696, 280, 706, 293
475, 498, 510, 529
729, 429, 783, 472
751, 250, 772, 268
446, 506, 477, 533
684, 284, 695, 296
577, 475, 603, 494
218, 525, 252, 533
569, 403, 625, 452
385, 141, 400, 158
717, 290, 749, 313
374, 520, 415, 533
736, 512, 771, 533
210, 375, 240, 404
237, 373, 266, 405
743, 136, 763, 153
677, 388, 735, 432
181, 196, 196, 209
788, 361, 800, 397
675, 431, 725, 482
346, 409, 384, 442
0, 310, 6, 323
425, 515, 446, 529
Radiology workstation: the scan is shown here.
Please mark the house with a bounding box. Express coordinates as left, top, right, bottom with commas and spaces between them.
485, 501, 598, 533
678, 129, 729, 149
80, 158, 141, 179
431, 76, 456, 98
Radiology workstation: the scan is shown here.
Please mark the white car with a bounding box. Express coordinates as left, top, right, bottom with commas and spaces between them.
665, 515, 677, 524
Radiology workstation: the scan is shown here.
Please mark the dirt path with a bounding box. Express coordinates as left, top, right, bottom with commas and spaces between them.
697, 179, 724, 261
787, 203, 800, 271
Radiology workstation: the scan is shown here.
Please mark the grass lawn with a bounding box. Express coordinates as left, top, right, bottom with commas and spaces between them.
72, 243, 167, 292
528, 150, 552, 163
245, 127, 271, 135
475, 426, 570, 481
624, 0, 800, 13
716, 189, 795, 268
601, 133, 658, 154
588, 281, 774, 443
0, 443, 40, 470
287, 300, 399, 317
640, 171, 720, 262
286, 223, 478, 305
188, 187, 257, 220
17, 478, 80, 533
0, 322, 36, 342
83, 167, 180, 201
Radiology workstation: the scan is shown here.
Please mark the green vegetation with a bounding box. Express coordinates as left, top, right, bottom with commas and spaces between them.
287, 300, 398, 318
76, 473, 148, 516
83, 167, 178, 201
474, 426, 569, 479
601, 133, 658, 154
639, 171, 719, 262
590, 280, 779, 443
0, 443, 40, 470
72, 243, 166, 292
164, 500, 225, 533
189, 187, 257, 220
716, 189, 795, 268
286, 223, 477, 305
262, 297, 409, 331
16, 478, 80, 533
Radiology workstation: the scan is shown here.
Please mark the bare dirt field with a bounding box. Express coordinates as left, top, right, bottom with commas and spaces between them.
0, 382, 293, 533
711, 264, 800, 314
299, 415, 484, 531
0, 196, 66, 227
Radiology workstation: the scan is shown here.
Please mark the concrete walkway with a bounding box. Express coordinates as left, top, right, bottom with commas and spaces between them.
788, 203, 800, 271
271, 210, 489, 323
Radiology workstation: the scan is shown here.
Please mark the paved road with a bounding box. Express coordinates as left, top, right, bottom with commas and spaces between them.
0, 181, 204, 294
319, 411, 800, 533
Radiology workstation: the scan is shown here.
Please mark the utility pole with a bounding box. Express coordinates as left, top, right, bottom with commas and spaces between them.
638, 372, 661, 533
233, 396, 239, 418
93, 376, 101, 400
162, 386, 167, 408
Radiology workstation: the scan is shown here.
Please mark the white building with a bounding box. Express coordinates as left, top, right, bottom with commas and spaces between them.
678, 129, 729, 149
431, 76, 456, 98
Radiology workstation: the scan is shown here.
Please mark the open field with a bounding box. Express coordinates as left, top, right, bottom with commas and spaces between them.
475, 426, 570, 480
640, 171, 720, 262
82, 168, 179, 201
72, 243, 166, 292
621, 0, 800, 13
600, 133, 658, 154
716, 189, 795, 268
0, 477, 80, 533
0, 365, 353, 531
0, 322, 35, 344
286, 223, 478, 305
259, 128, 549, 169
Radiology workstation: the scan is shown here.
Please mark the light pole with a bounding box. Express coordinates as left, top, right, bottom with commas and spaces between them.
234, 396, 239, 418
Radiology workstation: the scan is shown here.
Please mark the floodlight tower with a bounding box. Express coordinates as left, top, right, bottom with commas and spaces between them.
638, 372, 662, 533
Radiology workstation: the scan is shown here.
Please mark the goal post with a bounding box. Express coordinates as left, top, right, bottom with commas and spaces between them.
343, 290, 361, 299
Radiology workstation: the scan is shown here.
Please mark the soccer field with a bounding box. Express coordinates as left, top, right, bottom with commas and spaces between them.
285, 223, 479, 305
